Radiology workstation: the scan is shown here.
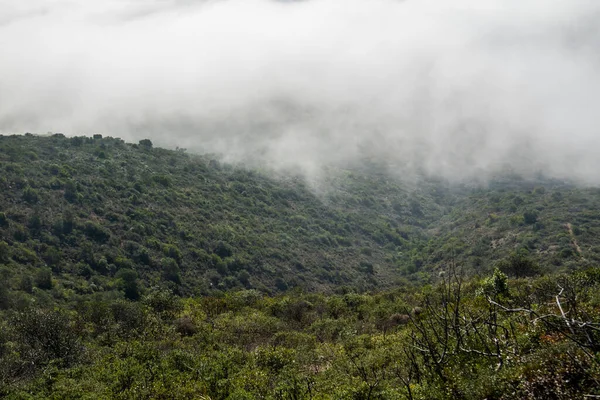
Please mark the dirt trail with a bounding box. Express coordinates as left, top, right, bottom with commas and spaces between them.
566, 223, 583, 255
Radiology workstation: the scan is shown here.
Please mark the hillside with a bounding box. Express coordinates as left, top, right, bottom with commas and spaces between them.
1, 134, 598, 298
1, 134, 600, 398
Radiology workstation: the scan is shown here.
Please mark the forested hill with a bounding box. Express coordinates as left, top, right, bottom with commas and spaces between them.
1, 133, 600, 296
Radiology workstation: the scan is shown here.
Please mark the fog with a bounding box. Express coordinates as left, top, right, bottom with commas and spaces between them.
1, 0, 599, 182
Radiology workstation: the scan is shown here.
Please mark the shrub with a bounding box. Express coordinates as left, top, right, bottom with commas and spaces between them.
152, 174, 171, 187
175, 316, 197, 337
19, 275, 33, 293
0, 284, 10, 310
139, 139, 153, 148
162, 243, 182, 263
11, 308, 81, 369
214, 241, 233, 258
143, 288, 182, 318
523, 210, 539, 224
116, 269, 141, 300
34, 268, 53, 290
0, 241, 9, 263
64, 181, 79, 203
42, 246, 61, 268
83, 221, 111, 243
161, 257, 182, 284
498, 250, 541, 278
111, 300, 147, 336
22, 187, 39, 204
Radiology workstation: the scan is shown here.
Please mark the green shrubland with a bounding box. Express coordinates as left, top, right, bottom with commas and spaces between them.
1, 134, 600, 398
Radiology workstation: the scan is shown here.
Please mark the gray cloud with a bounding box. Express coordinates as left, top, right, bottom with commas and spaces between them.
1, 0, 599, 182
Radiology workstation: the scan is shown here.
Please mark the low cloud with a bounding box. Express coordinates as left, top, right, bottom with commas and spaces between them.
1, 0, 599, 182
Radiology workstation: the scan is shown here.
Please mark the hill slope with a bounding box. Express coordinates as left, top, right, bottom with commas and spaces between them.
2, 134, 600, 398
0, 134, 599, 299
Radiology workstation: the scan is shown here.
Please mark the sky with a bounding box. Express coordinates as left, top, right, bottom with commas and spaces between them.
1, 0, 599, 182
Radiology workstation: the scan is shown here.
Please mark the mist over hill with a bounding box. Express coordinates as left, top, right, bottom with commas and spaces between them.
1, 134, 599, 294
1, 0, 600, 182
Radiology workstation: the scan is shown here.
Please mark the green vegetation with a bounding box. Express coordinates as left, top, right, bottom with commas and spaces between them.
1, 134, 600, 398
1, 268, 599, 398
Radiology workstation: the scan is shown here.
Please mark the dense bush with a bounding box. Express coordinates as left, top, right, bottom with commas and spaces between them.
0, 271, 597, 398
1, 134, 597, 296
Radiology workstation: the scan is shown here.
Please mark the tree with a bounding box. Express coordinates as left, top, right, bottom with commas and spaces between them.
480, 268, 509, 299
498, 250, 540, 278
0, 212, 8, 228
22, 187, 39, 204
523, 210, 538, 225
214, 241, 233, 258
139, 139, 153, 149
116, 269, 141, 300
19, 275, 33, 293
64, 181, 79, 203
0, 241, 9, 263
0, 284, 10, 309
161, 257, 181, 285
34, 268, 53, 290
143, 288, 182, 319
11, 308, 81, 369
